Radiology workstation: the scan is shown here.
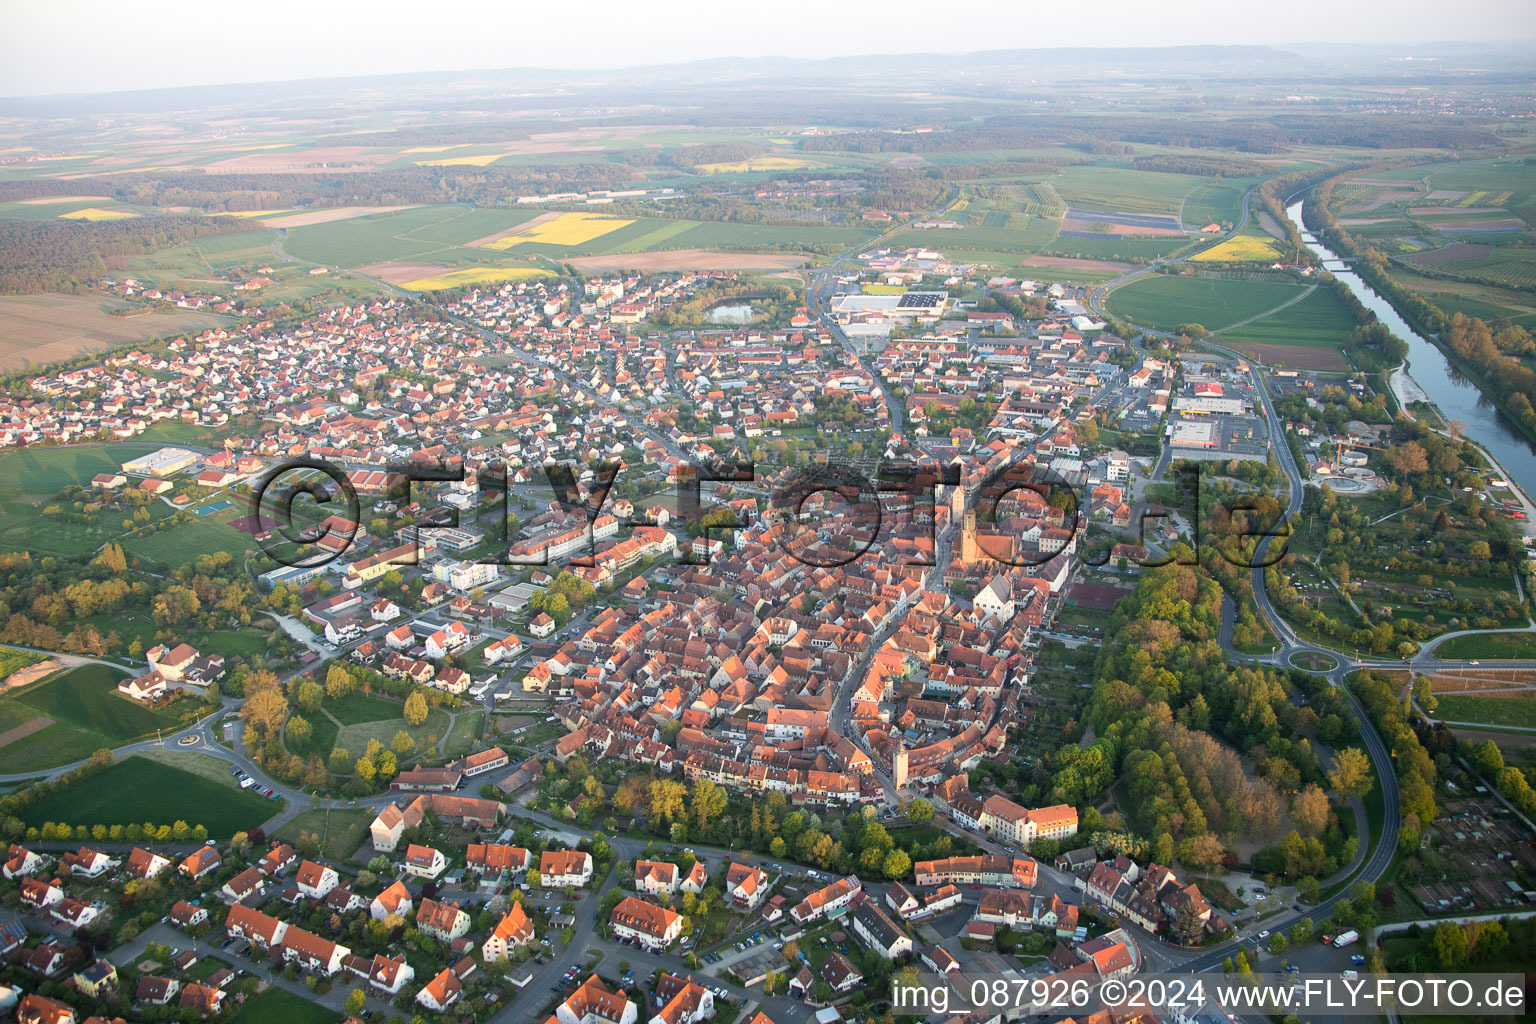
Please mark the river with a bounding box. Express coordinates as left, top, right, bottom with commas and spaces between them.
1286, 199, 1536, 502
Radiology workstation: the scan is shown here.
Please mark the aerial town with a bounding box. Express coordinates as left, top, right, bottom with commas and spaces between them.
2, 18, 1536, 1024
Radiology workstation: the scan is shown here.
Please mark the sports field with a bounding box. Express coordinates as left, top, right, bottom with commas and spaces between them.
1106, 275, 1307, 333
123, 503, 255, 569
21, 754, 278, 837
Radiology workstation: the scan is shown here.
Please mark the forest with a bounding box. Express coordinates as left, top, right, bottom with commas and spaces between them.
1052, 557, 1364, 879
0, 214, 247, 293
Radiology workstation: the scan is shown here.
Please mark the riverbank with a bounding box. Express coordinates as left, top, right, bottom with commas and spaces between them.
1385, 362, 1536, 539
1287, 199, 1536, 536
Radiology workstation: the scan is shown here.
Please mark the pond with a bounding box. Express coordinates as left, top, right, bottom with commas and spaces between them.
708, 303, 755, 324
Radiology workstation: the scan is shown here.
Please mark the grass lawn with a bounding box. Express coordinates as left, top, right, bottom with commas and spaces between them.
445, 711, 486, 756
273, 807, 374, 861
1432, 694, 1536, 729
334, 708, 448, 758
326, 691, 408, 725
1432, 632, 1536, 660
225, 987, 339, 1024
21, 754, 280, 837
1106, 275, 1307, 333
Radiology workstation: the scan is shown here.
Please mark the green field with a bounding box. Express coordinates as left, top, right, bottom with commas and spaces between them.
1053, 165, 1206, 215
1106, 275, 1307, 333
1433, 632, 1536, 660
273, 807, 374, 861
891, 217, 1059, 255
1432, 694, 1536, 729
1181, 181, 1251, 229
0, 650, 43, 683
1360, 158, 1536, 197
0, 444, 164, 556
327, 691, 409, 724
1043, 235, 1194, 261
0, 664, 194, 772
1222, 285, 1360, 348
225, 987, 339, 1024
334, 706, 449, 758
21, 754, 279, 836
1391, 268, 1536, 327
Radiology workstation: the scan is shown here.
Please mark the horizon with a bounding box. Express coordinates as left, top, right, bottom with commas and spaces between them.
3, 0, 1535, 99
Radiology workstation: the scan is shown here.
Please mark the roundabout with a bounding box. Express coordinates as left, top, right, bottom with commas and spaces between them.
1287, 649, 1340, 672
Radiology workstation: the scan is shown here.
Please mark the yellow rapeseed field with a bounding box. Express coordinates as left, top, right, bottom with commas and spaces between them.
59, 207, 138, 221
1188, 235, 1281, 262
402, 267, 551, 291
413, 154, 503, 167
482, 212, 635, 250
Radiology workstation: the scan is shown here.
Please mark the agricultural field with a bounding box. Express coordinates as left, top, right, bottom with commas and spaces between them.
400, 266, 551, 290
280, 202, 873, 272
1042, 234, 1194, 261
58, 206, 139, 221
1188, 234, 1284, 262
21, 754, 279, 836
1105, 274, 1307, 333
890, 216, 1059, 256
0, 293, 233, 371
1052, 165, 1206, 216
693, 155, 824, 173
1181, 180, 1253, 229
0, 664, 194, 772
481, 211, 635, 250
1222, 286, 1362, 368
1389, 268, 1536, 327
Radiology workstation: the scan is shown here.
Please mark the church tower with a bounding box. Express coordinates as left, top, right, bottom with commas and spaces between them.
960, 509, 978, 564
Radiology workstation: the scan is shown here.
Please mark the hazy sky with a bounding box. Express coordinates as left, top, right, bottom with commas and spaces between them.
3, 0, 1532, 97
